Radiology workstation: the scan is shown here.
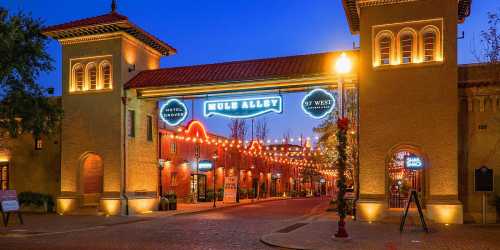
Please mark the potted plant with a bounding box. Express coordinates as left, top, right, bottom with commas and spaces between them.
167, 192, 177, 210
217, 188, 224, 201
159, 196, 169, 211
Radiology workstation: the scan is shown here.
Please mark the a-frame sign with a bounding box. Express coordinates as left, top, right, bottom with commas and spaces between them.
399, 189, 428, 233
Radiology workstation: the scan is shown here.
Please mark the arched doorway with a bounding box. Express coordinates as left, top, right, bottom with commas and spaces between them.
81, 153, 103, 206
387, 146, 426, 208
0, 149, 11, 191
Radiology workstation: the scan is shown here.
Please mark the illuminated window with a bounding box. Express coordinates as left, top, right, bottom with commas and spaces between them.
170, 172, 177, 186
423, 32, 436, 62
374, 30, 394, 67
379, 36, 392, 65
100, 61, 112, 89
400, 34, 413, 64
73, 64, 84, 91
0, 162, 8, 190
87, 63, 97, 90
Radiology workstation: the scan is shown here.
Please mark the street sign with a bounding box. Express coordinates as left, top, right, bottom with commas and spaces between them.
160, 99, 188, 126
301, 89, 336, 119
0, 190, 23, 226
475, 166, 493, 192
204, 96, 282, 119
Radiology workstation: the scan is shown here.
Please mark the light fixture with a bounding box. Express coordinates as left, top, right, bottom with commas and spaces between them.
335, 52, 352, 75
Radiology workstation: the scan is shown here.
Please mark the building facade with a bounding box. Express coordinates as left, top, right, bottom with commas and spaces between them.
3, 0, 500, 223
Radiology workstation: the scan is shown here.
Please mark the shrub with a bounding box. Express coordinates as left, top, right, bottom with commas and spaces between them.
18, 192, 54, 212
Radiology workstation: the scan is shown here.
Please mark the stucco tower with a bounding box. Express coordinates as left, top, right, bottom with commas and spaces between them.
343, 0, 471, 223
43, 9, 175, 215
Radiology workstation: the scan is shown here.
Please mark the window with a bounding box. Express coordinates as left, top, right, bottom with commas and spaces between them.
423, 31, 436, 62
87, 63, 97, 90
170, 141, 177, 154
100, 61, 112, 89
379, 36, 392, 65
73, 64, 84, 91
127, 110, 135, 137
400, 34, 413, 64
170, 172, 177, 186
147, 115, 153, 141
0, 163, 8, 190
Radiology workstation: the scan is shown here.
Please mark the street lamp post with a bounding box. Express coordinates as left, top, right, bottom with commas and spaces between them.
212, 152, 219, 208
334, 52, 352, 239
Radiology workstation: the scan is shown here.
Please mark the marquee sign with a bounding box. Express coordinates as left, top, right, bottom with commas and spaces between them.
404, 155, 424, 169
301, 89, 336, 119
203, 96, 282, 119
160, 99, 188, 126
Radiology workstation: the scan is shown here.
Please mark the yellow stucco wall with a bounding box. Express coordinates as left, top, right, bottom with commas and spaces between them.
357, 0, 461, 223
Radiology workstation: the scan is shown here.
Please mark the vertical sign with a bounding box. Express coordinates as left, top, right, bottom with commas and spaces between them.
223, 176, 237, 203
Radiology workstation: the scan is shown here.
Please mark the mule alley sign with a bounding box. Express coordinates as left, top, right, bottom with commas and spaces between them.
301, 89, 336, 119
204, 96, 282, 119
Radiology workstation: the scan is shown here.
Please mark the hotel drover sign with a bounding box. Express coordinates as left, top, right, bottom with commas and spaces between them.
301, 89, 336, 119
160, 99, 188, 126
203, 96, 283, 119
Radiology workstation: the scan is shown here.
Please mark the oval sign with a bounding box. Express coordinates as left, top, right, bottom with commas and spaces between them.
160, 99, 188, 126
301, 89, 336, 119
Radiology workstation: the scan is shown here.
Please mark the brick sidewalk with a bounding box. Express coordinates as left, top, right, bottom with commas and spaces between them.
0, 197, 286, 237
261, 212, 500, 250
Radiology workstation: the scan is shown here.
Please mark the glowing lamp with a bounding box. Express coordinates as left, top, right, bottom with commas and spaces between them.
335, 53, 352, 74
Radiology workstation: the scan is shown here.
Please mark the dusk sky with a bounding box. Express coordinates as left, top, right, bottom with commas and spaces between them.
3, 1, 499, 140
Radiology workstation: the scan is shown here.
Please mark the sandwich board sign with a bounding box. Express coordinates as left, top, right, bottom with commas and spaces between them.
223, 176, 237, 203
0, 190, 23, 226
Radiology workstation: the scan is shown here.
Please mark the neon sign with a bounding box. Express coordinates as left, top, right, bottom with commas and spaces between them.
160, 99, 188, 126
203, 96, 282, 119
404, 156, 424, 169
301, 89, 336, 119
194, 160, 213, 172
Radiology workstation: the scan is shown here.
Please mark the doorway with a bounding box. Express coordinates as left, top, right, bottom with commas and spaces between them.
387, 149, 425, 208
0, 162, 9, 190
81, 153, 103, 206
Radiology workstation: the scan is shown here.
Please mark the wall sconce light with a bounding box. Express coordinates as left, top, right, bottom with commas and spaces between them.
128, 64, 136, 73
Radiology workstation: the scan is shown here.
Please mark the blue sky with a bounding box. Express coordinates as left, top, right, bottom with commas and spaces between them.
3, 1, 499, 140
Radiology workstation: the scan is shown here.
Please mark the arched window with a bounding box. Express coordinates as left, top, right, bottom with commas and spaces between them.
420, 26, 441, 62
374, 30, 394, 67
423, 32, 436, 62
397, 28, 417, 64
379, 36, 392, 65
73, 64, 84, 91
100, 61, 112, 90
86, 63, 97, 90
400, 34, 413, 64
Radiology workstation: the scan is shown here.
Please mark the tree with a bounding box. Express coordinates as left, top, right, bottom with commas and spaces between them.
228, 119, 247, 141
471, 10, 500, 64
255, 119, 268, 142
0, 8, 62, 140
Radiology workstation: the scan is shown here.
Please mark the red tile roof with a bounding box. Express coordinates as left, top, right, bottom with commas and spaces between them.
42, 12, 128, 32
126, 51, 356, 89
42, 12, 176, 56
